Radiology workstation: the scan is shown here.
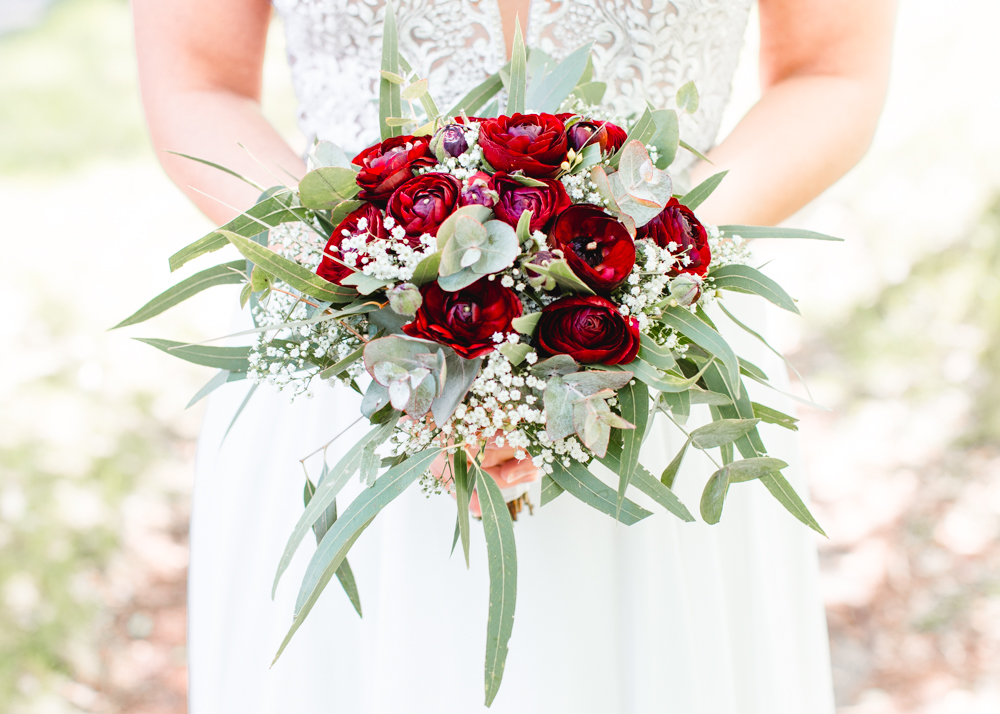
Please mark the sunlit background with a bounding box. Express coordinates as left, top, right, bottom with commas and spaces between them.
2, 0, 999, 712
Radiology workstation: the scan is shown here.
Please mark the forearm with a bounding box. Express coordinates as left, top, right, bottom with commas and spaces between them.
142, 88, 306, 225
690, 73, 884, 227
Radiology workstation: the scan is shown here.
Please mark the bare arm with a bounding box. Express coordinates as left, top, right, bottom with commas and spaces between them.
133, 0, 306, 225
690, 0, 898, 227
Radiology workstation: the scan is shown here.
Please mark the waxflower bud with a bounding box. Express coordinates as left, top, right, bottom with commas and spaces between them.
387, 282, 423, 317
431, 124, 469, 162
668, 273, 702, 307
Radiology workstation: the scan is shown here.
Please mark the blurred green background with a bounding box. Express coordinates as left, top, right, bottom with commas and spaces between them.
1, 1, 999, 712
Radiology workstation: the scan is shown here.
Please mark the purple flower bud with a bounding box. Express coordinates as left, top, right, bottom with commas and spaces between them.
431, 124, 469, 161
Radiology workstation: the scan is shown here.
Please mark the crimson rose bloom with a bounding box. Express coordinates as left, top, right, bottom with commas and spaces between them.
386, 172, 462, 241
536, 295, 640, 365
490, 174, 571, 233
478, 113, 568, 178
403, 279, 523, 359
561, 116, 628, 155
460, 170, 496, 208
316, 203, 386, 285
548, 204, 636, 292
636, 198, 711, 277
352, 135, 436, 205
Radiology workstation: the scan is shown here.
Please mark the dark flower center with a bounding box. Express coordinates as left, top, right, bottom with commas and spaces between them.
570, 235, 606, 268
448, 300, 481, 327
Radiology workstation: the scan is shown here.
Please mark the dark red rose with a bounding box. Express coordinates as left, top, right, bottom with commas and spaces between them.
564, 118, 628, 155
478, 113, 569, 178
352, 135, 436, 205
636, 198, 711, 277
386, 172, 462, 242
460, 171, 496, 208
402, 279, 523, 359
548, 204, 636, 293
431, 123, 468, 158
489, 174, 572, 233
316, 203, 387, 285
536, 295, 640, 365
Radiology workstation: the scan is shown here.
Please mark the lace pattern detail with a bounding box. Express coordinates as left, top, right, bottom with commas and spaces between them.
272, 0, 752, 171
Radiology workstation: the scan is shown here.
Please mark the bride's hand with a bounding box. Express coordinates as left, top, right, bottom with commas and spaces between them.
429, 433, 540, 517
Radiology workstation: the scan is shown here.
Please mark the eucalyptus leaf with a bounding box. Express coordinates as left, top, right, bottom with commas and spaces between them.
660, 438, 690, 489
616, 380, 648, 514
446, 72, 504, 117
431, 350, 482, 425
114, 261, 245, 329
507, 19, 528, 114
717, 225, 842, 242
678, 139, 712, 164
543, 376, 576, 441
298, 167, 361, 210
700, 467, 730, 525
524, 258, 595, 296
752, 402, 799, 431
680, 171, 728, 211
221, 230, 356, 303
760, 471, 826, 536
540, 474, 565, 505
689, 418, 761, 450
292, 448, 442, 627
600, 440, 693, 522
410, 252, 442, 286
134, 338, 250, 372
477, 462, 518, 707
340, 272, 393, 295
499, 343, 532, 366
525, 42, 593, 113
453, 449, 473, 567
659, 306, 740, 396
309, 141, 352, 170
185, 369, 233, 409
676, 80, 700, 114
318, 345, 365, 380
571, 81, 607, 105
169, 190, 304, 272
379, 1, 402, 140
637, 332, 677, 371
710, 264, 800, 314
548, 459, 652, 525
511, 312, 540, 337
530, 355, 579, 378
272, 417, 399, 598
649, 109, 680, 169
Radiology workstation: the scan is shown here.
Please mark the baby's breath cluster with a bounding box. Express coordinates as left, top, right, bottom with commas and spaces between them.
706, 226, 751, 268
269, 222, 325, 270
426, 122, 485, 180
561, 172, 607, 205
246, 284, 363, 399
338, 215, 437, 283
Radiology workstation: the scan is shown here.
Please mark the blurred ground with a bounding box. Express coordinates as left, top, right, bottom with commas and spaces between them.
1, 0, 999, 712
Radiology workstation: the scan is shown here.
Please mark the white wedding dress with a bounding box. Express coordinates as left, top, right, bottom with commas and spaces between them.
188, 1, 836, 712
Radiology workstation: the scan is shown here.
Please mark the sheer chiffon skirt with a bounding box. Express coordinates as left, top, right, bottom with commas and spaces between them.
187, 293, 836, 713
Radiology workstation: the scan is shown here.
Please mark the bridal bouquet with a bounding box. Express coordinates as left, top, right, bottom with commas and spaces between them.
119, 7, 837, 705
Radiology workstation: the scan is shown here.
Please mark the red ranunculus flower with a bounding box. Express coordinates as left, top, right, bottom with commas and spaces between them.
489, 173, 571, 233
536, 295, 640, 365
403, 279, 523, 359
478, 113, 568, 178
352, 135, 436, 205
386, 172, 462, 242
561, 116, 628, 155
316, 203, 386, 285
636, 197, 711, 277
548, 204, 636, 292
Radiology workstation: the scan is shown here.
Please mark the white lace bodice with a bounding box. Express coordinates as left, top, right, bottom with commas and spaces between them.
272, 0, 753, 173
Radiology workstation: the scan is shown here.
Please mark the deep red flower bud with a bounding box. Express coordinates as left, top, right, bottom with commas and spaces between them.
489, 174, 571, 234
386, 172, 462, 242
352, 135, 436, 205
402, 279, 523, 359
536, 295, 640, 365
636, 198, 711, 277
478, 113, 569, 178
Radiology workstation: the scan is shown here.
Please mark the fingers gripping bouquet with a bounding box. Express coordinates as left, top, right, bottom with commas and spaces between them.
119, 8, 841, 705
